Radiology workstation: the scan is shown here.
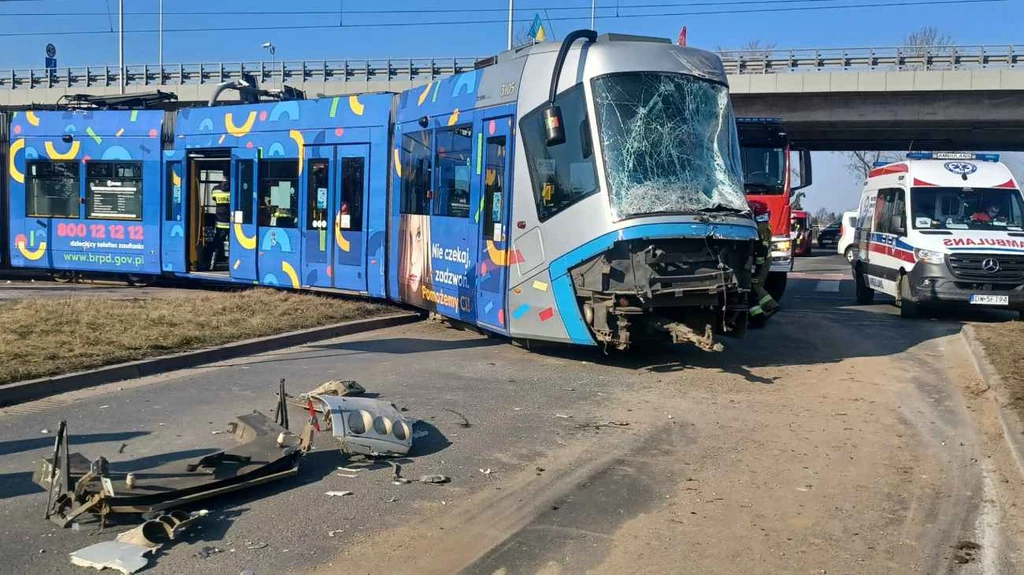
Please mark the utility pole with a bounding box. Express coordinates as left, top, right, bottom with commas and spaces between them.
159, 0, 163, 71
118, 0, 124, 94
507, 0, 514, 51
591, 0, 596, 30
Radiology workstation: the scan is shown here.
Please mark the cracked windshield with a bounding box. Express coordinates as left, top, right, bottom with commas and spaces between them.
591, 72, 748, 219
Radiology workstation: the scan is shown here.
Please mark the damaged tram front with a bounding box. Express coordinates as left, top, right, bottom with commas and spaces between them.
508, 31, 757, 350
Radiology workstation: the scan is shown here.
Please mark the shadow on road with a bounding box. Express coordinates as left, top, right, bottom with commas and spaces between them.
0, 430, 151, 457
525, 277, 1018, 385
313, 336, 501, 355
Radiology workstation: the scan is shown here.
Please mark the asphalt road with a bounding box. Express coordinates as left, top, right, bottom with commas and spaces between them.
1, 252, 1023, 574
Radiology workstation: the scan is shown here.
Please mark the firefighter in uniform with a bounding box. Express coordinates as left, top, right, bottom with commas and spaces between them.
206, 173, 231, 270
748, 201, 779, 324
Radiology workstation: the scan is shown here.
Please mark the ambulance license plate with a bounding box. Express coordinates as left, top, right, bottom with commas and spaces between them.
970, 294, 1009, 306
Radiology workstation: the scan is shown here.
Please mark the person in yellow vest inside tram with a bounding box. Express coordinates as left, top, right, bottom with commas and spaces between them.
206, 171, 231, 271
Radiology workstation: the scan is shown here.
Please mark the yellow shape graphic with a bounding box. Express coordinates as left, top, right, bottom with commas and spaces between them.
233, 223, 256, 250
45, 140, 80, 160
393, 148, 402, 178
25, 111, 40, 127
281, 261, 300, 289
447, 108, 460, 126
335, 212, 351, 252
348, 95, 365, 116
16, 237, 46, 261
289, 130, 305, 175
532, 280, 549, 292
171, 170, 181, 187
486, 240, 508, 266
225, 111, 257, 137
115, 128, 125, 137
417, 82, 432, 106
9, 138, 25, 183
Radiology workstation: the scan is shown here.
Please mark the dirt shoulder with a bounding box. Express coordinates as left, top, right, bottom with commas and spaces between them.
0, 288, 391, 384
973, 321, 1024, 416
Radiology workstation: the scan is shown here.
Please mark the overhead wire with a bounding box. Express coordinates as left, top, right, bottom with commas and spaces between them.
0, 0, 1004, 37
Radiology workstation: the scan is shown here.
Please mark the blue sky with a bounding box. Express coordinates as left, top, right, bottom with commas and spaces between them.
0, 0, 1021, 214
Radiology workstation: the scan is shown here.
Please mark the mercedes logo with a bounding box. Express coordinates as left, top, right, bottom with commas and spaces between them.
982, 258, 1001, 273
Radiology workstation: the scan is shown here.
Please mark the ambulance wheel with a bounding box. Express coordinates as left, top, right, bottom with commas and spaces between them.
897, 275, 919, 318
854, 266, 874, 305
844, 246, 856, 264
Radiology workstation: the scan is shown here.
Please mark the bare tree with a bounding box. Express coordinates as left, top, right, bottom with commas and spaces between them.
902, 27, 954, 57
718, 40, 777, 61
845, 151, 903, 181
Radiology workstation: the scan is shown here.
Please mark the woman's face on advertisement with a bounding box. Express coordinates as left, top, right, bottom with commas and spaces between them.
407, 217, 424, 292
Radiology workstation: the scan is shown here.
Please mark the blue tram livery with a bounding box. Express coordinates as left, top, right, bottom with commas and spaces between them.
5, 32, 758, 350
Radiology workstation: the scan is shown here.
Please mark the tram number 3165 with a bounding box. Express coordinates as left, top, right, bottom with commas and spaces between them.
500, 82, 517, 97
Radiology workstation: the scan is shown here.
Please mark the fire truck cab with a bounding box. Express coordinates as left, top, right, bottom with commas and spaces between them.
737, 118, 812, 299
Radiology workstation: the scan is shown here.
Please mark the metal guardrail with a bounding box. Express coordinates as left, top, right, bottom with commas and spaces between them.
718, 45, 1023, 74
0, 58, 482, 91
2, 45, 1022, 90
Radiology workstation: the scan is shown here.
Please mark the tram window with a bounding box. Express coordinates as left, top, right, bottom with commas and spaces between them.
483, 135, 507, 240
238, 159, 255, 225
433, 125, 473, 218
26, 160, 80, 218
341, 156, 365, 231
165, 161, 182, 221
258, 159, 299, 228
306, 160, 330, 231
400, 130, 432, 215
85, 161, 143, 221
520, 84, 598, 221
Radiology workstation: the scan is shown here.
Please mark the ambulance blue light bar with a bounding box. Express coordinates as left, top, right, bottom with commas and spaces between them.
906, 152, 1001, 162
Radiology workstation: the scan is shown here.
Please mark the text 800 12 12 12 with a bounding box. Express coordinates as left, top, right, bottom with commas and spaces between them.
57, 222, 144, 241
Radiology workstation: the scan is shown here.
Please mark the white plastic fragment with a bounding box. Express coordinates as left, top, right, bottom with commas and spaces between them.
336, 473, 359, 478
69, 541, 152, 574
325, 491, 353, 497
327, 530, 345, 537
479, 468, 493, 476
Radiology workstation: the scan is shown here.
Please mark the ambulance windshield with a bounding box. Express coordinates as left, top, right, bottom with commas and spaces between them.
911, 187, 1024, 231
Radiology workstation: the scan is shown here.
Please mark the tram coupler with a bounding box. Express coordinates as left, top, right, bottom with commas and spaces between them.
652, 320, 723, 352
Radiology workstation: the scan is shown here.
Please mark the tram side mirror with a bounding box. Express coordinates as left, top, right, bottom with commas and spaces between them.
792, 149, 813, 191
542, 105, 566, 147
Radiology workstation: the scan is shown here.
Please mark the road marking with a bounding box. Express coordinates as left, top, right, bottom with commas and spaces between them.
815, 280, 841, 292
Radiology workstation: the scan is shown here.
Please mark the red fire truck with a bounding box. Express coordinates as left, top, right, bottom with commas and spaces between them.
737, 118, 812, 300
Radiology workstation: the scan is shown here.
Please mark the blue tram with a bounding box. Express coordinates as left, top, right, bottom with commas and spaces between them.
6, 31, 758, 349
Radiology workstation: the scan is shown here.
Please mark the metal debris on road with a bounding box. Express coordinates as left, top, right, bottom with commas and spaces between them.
117, 443, 127, 454
442, 408, 471, 428
325, 491, 353, 497
193, 546, 224, 559
336, 473, 359, 478
311, 393, 413, 456
336, 467, 363, 473
327, 530, 345, 537
555, 413, 573, 419
479, 468, 494, 475
40, 429, 49, 434
418, 474, 450, 484
244, 542, 268, 550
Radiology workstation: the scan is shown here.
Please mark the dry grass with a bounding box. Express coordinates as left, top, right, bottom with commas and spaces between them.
973, 321, 1024, 416
0, 289, 393, 385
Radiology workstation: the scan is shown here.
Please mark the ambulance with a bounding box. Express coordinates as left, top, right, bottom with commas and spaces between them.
852, 152, 1024, 317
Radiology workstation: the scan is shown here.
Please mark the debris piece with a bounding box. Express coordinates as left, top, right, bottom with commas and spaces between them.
194, 546, 224, 559
327, 530, 344, 537
100, 405, 109, 409
393, 478, 413, 485
117, 444, 127, 454
536, 467, 545, 472
385, 497, 398, 503
305, 380, 366, 398
326, 491, 353, 497
311, 395, 413, 456
442, 408, 471, 428
36, 411, 310, 528
69, 541, 152, 574
336, 473, 359, 478
244, 542, 268, 550
210, 430, 226, 435
609, 421, 630, 427
555, 413, 573, 419
41, 429, 50, 435
479, 468, 493, 476
418, 474, 450, 484
337, 467, 363, 473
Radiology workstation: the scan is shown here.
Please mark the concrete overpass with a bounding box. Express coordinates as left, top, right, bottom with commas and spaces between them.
2, 44, 1023, 151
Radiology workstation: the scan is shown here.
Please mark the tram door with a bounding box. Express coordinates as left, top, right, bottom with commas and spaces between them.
475, 115, 514, 334
160, 150, 187, 273
229, 148, 258, 282
300, 144, 369, 292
